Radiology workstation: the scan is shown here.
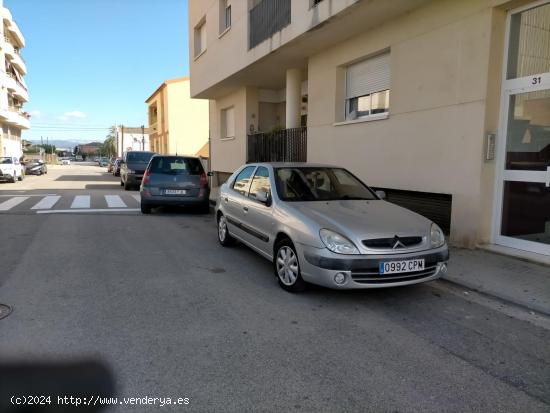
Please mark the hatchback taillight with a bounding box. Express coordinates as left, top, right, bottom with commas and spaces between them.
200, 172, 208, 188
142, 169, 151, 185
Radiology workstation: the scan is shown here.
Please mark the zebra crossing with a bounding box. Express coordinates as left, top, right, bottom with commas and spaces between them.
0, 193, 142, 214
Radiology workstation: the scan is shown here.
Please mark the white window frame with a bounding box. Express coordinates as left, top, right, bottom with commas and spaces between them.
345, 51, 391, 121
219, 0, 231, 35
194, 17, 207, 58
221, 106, 235, 140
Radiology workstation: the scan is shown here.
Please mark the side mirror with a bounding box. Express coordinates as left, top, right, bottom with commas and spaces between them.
375, 190, 386, 200
207, 171, 214, 177
256, 190, 270, 204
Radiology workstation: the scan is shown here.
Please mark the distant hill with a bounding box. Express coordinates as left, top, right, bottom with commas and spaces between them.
29, 139, 90, 149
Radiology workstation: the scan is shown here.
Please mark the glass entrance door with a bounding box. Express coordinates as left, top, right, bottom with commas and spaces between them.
495, 1, 550, 255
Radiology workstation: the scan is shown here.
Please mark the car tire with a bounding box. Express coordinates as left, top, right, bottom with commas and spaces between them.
124, 181, 131, 191
199, 202, 210, 214
18, 173, 23, 181
141, 202, 152, 214
217, 213, 236, 247
10, 173, 16, 183
274, 239, 306, 293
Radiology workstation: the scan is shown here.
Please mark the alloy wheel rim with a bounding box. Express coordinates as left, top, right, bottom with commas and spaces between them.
218, 217, 227, 241
276, 246, 298, 285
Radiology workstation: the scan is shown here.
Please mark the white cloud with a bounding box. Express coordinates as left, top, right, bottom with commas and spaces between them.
28, 110, 42, 118
58, 111, 87, 121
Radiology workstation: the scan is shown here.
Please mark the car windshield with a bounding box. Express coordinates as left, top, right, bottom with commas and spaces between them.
126, 152, 155, 163
149, 156, 203, 175
274, 167, 377, 202
1, 157, 13, 164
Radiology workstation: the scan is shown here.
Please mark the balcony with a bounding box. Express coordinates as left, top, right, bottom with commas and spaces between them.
3, 37, 15, 59
11, 50, 27, 75
5, 107, 30, 129
247, 127, 307, 163
249, 0, 291, 49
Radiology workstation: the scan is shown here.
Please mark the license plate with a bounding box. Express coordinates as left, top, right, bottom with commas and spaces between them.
164, 189, 186, 195
379, 259, 425, 274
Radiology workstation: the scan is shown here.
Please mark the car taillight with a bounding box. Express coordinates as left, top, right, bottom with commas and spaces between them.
142, 169, 151, 185
200, 172, 208, 188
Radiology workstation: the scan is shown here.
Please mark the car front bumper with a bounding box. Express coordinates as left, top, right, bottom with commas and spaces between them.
297, 244, 449, 289
0, 171, 15, 180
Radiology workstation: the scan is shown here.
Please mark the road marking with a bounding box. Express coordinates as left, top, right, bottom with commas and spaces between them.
71, 195, 90, 209
132, 194, 140, 202
0, 196, 29, 211
31, 196, 61, 210
105, 195, 127, 208
36, 208, 140, 214
0, 194, 58, 197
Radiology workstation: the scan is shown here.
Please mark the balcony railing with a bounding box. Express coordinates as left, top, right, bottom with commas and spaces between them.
249, 0, 291, 49
247, 127, 307, 163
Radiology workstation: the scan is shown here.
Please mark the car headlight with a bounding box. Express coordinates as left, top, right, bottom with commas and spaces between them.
430, 223, 445, 248
320, 229, 360, 255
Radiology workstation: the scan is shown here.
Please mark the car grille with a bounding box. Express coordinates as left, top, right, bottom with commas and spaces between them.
351, 265, 438, 284
362, 236, 423, 249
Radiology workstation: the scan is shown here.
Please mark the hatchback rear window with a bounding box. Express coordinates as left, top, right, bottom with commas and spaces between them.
126, 152, 155, 163
148, 157, 204, 175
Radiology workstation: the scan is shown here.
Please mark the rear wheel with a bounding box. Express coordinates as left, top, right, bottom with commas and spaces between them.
141, 202, 152, 214
10, 172, 16, 183
274, 239, 306, 292
217, 213, 235, 246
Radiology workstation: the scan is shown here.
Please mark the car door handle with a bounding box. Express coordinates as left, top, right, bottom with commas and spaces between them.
243, 206, 249, 212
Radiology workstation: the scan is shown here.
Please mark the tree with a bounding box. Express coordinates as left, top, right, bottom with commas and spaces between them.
102, 127, 116, 157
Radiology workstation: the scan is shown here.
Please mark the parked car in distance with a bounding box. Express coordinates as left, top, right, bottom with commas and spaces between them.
140, 155, 210, 214
120, 151, 156, 190
61, 158, 71, 165
0, 156, 23, 182
216, 163, 449, 292
112, 158, 122, 176
25, 159, 47, 175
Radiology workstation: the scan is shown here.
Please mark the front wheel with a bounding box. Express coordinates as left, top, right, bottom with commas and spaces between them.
274, 239, 306, 292
10, 173, 17, 183
217, 214, 235, 246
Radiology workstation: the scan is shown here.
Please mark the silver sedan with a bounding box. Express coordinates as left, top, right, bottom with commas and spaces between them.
216, 163, 449, 292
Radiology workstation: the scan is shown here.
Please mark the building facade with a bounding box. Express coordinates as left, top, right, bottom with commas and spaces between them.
146, 77, 209, 156
188, 0, 550, 258
0, 1, 29, 158
115, 126, 150, 157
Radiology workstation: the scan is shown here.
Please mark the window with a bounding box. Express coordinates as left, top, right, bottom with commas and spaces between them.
274, 167, 377, 202
249, 167, 271, 200
232, 166, 256, 196
149, 156, 203, 175
194, 18, 206, 57
221, 106, 235, 139
219, 0, 231, 33
345, 51, 390, 120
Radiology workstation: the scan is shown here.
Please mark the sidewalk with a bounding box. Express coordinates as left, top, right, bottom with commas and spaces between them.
444, 247, 550, 316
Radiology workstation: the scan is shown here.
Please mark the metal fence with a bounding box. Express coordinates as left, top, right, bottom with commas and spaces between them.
247, 127, 307, 163
249, 0, 291, 49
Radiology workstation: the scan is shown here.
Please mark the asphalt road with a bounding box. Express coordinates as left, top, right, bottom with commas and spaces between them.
0, 163, 549, 412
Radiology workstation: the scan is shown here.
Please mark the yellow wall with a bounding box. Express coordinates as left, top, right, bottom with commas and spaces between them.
147, 78, 209, 157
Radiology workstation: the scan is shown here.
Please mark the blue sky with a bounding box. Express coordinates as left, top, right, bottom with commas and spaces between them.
6, 0, 189, 143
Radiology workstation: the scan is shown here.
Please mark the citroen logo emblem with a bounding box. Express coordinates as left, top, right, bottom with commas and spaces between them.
392, 235, 405, 249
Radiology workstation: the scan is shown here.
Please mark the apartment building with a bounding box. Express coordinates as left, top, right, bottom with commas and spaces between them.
0, 1, 29, 158
115, 126, 150, 157
146, 77, 209, 156
188, 0, 550, 258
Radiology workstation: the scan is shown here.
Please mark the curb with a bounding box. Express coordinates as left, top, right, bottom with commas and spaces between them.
441, 276, 550, 317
